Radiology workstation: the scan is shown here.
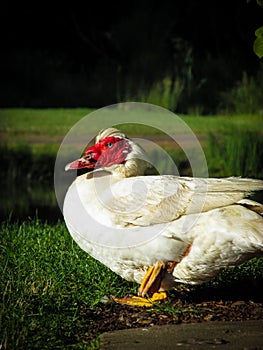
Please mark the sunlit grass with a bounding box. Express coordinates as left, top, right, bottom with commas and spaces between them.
0, 219, 137, 349
1, 219, 262, 348
1, 108, 262, 141
0, 108, 93, 136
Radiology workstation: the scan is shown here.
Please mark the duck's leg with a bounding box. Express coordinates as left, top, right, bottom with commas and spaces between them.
113, 261, 168, 307
138, 261, 165, 297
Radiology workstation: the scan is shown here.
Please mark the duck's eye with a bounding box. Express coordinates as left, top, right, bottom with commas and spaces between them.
106, 142, 114, 148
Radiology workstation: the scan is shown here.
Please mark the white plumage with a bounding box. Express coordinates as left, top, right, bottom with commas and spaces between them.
63, 128, 263, 305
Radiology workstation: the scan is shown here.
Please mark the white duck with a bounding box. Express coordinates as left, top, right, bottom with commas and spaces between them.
64, 128, 263, 306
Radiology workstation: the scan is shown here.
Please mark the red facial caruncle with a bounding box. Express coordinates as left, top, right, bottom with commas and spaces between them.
65, 136, 132, 171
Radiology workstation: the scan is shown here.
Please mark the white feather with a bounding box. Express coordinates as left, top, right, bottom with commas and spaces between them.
64, 129, 263, 289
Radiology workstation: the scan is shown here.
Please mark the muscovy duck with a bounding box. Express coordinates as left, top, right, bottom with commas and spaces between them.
63, 128, 263, 306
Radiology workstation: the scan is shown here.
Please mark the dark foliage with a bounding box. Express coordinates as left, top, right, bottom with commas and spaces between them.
1, 1, 262, 113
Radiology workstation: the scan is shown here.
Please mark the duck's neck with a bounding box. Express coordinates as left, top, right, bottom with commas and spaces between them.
114, 158, 151, 177
116, 142, 151, 177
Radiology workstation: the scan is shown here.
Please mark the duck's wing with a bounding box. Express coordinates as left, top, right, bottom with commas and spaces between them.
103, 176, 263, 226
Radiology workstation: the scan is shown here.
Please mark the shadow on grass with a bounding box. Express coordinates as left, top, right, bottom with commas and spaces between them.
169, 258, 263, 303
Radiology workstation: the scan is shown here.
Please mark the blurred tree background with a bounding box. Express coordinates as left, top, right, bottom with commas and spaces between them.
1, 0, 262, 114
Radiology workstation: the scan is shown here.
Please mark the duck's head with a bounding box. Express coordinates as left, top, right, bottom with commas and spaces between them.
65, 128, 151, 177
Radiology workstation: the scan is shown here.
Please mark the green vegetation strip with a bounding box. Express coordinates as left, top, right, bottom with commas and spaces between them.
1, 108, 262, 138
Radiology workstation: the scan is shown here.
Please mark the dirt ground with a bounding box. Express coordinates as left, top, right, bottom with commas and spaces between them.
80, 284, 263, 344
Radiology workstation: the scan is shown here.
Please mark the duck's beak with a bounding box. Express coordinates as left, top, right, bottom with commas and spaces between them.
65, 155, 96, 171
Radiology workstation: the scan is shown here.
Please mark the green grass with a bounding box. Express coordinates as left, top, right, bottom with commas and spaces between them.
0, 219, 137, 349
1, 219, 262, 349
1, 108, 262, 140
205, 130, 263, 178
0, 108, 93, 137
